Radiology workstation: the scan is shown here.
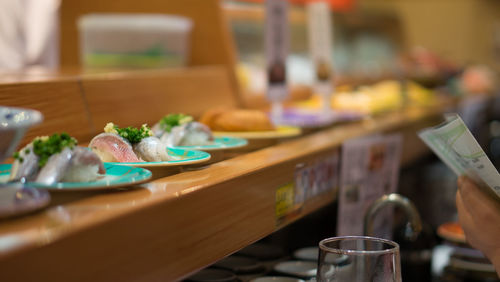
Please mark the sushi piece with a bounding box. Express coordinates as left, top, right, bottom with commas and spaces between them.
154, 113, 214, 147
133, 136, 170, 162
161, 121, 214, 147
9, 144, 39, 182
90, 123, 172, 162
152, 113, 193, 138
89, 133, 142, 163
35, 147, 73, 185
10, 133, 106, 185
61, 146, 106, 182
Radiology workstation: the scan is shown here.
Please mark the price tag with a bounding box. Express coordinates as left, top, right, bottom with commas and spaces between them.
265, 0, 289, 102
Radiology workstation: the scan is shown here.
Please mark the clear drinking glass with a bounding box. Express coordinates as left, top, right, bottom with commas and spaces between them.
317, 236, 402, 282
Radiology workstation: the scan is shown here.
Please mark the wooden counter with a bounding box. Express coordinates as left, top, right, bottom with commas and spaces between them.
0, 103, 448, 282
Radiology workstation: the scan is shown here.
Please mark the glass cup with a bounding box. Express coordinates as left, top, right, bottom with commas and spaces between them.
317, 236, 402, 282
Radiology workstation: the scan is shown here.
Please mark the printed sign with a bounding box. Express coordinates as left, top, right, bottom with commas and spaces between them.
265, 0, 289, 102
276, 150, 340, 225
337, 134, 402, 239
294, 150, 340, 205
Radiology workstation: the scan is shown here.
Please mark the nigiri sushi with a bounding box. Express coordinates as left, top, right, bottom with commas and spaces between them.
10, 133, 106, 185
153, 114, 214, 147
89, 123, 173, 162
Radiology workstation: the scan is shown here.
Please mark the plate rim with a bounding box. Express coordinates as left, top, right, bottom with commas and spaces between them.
273, 260, 317, 277
212, 126, 301, 140
105, 148, 211, 167
169, 136, 248, 151
437, 222, 466, 243
0, 163, 152, 191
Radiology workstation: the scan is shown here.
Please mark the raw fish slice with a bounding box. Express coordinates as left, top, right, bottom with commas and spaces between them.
9, 144, 39, 182
133, 136, 170, 162
69, 147, 106, 174
89, 133, 142, 162
151, 123, 166, 138
163, 122, 214, 147
182, 122, 214, 145
35, 147, 73, 185
162, 125, 186, 147
61, 147, 105, 182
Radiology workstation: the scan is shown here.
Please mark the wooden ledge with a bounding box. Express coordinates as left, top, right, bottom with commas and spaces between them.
0, 103, 448, 282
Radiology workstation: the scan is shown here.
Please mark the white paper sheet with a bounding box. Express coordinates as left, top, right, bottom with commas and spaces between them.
418, 114, 500, 197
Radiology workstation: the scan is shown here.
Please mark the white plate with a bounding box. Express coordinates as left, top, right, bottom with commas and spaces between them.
0, 185, 50, 218
250, 277, 305, 282
273, 261, 317, 278
294, 247, 348, 264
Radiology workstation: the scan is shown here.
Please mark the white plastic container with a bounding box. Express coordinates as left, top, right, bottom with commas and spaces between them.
78, 13, 193, 69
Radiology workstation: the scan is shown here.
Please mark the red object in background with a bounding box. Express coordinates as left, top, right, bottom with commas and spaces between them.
237, 0, 355, 12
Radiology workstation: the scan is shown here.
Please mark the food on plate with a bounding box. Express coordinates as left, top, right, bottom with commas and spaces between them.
152, 113, 214, 147
200, 108, 275, 132
10, 133, 105, 184
90, 123, 172, 162
295, 80, 435, 114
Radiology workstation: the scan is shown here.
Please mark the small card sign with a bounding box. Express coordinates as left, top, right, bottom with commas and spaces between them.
265, 0, 289, 102
307, 1, 333, 97
337, 134, 402, 239
294, 149, 340, 204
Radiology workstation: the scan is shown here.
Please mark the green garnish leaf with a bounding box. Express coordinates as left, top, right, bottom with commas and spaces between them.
114, 124, 152, 144
159, 113, 193, 132
31, 133, 77, 167
12, 152, 22, 163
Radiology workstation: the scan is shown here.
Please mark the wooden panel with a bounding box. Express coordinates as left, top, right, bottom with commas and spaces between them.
59, 0, 243, 105
81, 66, 237, 130
0, 81, 94, 145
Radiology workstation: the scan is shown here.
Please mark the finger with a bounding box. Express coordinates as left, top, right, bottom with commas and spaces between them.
456, 190, 478, 243
457, 176, 495, 211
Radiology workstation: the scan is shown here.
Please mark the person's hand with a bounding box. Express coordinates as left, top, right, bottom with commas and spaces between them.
456, 175, 500, 274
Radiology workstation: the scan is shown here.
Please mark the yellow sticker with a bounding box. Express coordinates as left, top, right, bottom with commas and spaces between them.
275, 183, 295, 220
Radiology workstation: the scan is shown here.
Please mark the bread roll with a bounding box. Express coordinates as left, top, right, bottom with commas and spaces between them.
199, 108, 229, 128
201, 109, 275, 131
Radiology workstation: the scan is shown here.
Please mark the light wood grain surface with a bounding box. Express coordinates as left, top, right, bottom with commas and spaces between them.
0, 104, 447, 282
0, 80, 94, 145
81, 65, 237, 130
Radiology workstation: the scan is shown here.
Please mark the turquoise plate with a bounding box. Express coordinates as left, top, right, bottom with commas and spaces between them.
171, 137, 248, 151
0, 163, 152, 191
106, 147, 211, 168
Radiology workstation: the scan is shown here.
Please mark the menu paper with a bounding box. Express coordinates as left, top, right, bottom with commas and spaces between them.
307, 1, 334, 97
418, 114, 500, 198
265, 0, 289, 102
337, 134, 402, 239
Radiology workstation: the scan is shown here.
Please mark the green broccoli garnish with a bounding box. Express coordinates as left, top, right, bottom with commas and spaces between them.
159, 114, 193, 132
113, 124, 153, 144
31, 133, 77, 167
